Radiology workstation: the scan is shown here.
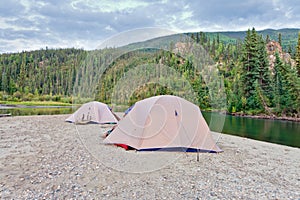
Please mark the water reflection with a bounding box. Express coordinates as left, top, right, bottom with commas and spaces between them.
203, 111, 300, 148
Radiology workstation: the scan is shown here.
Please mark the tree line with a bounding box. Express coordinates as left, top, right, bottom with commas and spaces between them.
0, 28, 299, 117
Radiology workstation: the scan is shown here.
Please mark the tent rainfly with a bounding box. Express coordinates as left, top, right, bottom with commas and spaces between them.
104, 95, 222, 152
65, 101, 119, 124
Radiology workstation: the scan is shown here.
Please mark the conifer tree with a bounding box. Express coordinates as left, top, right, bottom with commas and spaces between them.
191, 33, 195, 41
295, 32, 300, 76
288, 45, 293, 56
257, 35, 273, 106
266, 34, 270, 43
241, 28, 261, 110
278, 33, 282, 46
284, 62, 300, 114
196, 32, 200, 43
273, 52, 292, 114
274, 52, 284, 111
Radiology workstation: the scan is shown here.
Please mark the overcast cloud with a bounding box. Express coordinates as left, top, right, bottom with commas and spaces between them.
0, 0, 299, 53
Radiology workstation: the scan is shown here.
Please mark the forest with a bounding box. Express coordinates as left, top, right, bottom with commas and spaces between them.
0, 28, 300, 117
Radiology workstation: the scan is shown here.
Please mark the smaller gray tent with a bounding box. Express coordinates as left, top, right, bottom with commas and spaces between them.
65, 101, 119, 124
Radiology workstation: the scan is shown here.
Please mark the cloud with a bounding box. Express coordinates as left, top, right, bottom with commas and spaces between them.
0, 0, 299, 53
71, 0, 150, 13
187, 0, 300, 31
0, 0, 25, 17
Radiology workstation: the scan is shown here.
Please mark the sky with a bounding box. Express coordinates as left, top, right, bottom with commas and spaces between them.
0, 0, 299, 53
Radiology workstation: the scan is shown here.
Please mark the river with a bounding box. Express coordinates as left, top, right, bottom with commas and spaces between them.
202, 111, 300, 148
0, 106, 299, 148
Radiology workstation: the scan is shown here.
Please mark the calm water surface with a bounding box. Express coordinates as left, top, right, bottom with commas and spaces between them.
202, 111, 300, 148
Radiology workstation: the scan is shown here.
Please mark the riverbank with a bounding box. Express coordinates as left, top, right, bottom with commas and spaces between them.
0, 101, 73, 107
0, 115, 299, 199
2, 101, 300, 122
228, 112, 300, 122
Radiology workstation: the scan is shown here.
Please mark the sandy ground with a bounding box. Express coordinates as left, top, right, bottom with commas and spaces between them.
0, 114, 299, 199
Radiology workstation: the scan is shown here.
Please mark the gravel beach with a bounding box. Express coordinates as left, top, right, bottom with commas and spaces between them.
0, 114, 299, 199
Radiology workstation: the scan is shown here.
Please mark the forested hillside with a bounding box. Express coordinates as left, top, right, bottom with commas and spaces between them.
0, 48, 86, 103
203, 28, 300, 55
0, 28, 299, 117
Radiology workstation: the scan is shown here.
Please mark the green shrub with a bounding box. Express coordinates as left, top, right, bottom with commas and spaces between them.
32, 96, 40, 101
13, 91, 22, 99
44, 95, 52, 101
61, 97, 72, 104
0, 91, 4, 100
52, 95, 61, 102
38, 95, 45, 101
2, 94, 9, 101
22, 93, 34, 101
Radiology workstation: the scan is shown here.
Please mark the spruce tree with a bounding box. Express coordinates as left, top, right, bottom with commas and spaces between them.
284, 63, 300, 114
196, 32, 200, 43
257, 35, 273, 106
240, 28, 261, 110
273, 52, 292, 114
274, 52, 284, 112
278, 33, 282, 47
266, 34, 270, 43
288, 45, 292, 57
295, 32, 300, 76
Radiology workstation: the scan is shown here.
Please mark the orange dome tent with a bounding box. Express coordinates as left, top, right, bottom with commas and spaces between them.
104, 95, 222, 152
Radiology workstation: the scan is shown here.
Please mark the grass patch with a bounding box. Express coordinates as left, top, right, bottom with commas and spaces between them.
0, 100, 74, 107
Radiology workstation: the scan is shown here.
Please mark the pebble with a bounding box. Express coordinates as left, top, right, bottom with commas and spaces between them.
0, 115, 299, 199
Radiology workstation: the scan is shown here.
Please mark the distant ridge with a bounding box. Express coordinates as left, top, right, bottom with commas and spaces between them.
129, 28, 300, 53
203, 28, 300, 39
128, 28, 300, 52
187, 28, 300, 51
